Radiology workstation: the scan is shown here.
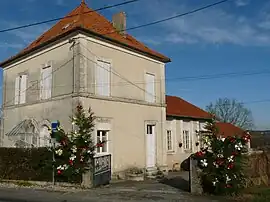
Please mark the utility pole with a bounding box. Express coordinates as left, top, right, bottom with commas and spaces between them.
52, 138, 56, 185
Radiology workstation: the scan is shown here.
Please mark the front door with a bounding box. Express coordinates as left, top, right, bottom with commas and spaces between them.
146, 124, 156, 168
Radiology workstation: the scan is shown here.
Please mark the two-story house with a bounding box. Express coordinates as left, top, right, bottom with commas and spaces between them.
0, 1, 171, 175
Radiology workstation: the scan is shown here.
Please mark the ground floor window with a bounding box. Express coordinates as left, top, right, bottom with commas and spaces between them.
183, 130, 190, 150
167, 130, 173, 151
96, 130, 109, 154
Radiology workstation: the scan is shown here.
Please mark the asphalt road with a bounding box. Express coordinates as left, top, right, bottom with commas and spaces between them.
0, 185, 226, 202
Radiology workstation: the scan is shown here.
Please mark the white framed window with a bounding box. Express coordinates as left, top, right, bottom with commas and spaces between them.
96, 59, 111, 97
167, 130, 173, 151
96, 130, 109, 154
183, 130, 190, 150
145, 73, 155, 103
14, 74, 28, 105
40, 62, 52, 100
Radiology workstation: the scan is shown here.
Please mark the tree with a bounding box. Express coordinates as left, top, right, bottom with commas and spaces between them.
206, 98, 253, 130
53, 102, 104, 183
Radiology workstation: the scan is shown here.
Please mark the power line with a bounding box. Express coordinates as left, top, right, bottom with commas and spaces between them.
0, 0, 230, 35
1, 68, 270, 91
0, 0, 141, 33
117, 0, 231, 34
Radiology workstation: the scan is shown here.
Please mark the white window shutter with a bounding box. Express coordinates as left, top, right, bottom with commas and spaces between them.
19, 75, 27, 104
103, 62, 111, 96
145, 73, 155, 102
14, 76, 20, 104
40, 66, 45, 100
96, 60, 103, 96
47, 62, 52, 99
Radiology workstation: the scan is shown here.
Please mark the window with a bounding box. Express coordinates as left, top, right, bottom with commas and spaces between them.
145, 73, 155, 103
167, 130, 173, 151
96, 130, 109, 154
96, 60, 111, 96
40, 62, 52, 100
183, 130, 190, 150
14, 74, 27, 105
147, 124, 154, 135
39, 125, 50, 147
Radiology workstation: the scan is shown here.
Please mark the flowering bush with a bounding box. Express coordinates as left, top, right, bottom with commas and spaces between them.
52, 102, 104, 183
192, 119, 251, 195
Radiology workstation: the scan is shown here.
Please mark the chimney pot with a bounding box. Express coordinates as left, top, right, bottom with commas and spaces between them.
112, 12, 126, 36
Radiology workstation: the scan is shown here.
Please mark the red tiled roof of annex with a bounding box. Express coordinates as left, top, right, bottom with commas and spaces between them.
216, 122, 248, 138
0, 1, 170, 67
166, 95, 212, 119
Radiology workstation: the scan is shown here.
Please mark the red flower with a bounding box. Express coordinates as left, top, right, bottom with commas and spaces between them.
196, 151, 204, 157
69, 160, 73, 165
242, 134, 251, 143
96, 143, 104, 148
232, 151, 238, 156
57, 170, 62, 175
229, 137, 236, 143
226, 184, 232, 188
228, 163, 234, 169
216, 158, 224, 166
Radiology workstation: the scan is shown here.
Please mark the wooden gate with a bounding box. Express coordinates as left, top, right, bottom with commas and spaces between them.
92, 154, 111, 187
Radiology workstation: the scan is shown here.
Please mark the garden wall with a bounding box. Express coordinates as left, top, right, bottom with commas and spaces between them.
245, 151, 270, 187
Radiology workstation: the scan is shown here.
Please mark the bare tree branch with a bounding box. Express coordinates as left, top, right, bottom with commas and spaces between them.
206, 98, 254, 130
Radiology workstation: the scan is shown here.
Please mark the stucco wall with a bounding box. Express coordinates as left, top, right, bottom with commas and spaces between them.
80, 97, 167, 173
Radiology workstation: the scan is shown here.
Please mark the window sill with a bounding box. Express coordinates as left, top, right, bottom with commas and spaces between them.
167, 151, 176, 155
94, 152, 111, 158
184, 149, 192, 154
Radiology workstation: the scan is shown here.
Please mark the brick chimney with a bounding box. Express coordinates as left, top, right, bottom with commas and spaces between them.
112, 12, 126, 36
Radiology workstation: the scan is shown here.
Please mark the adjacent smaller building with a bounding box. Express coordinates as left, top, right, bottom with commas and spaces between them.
165, 95, 251, 170
165, 95, 212, 170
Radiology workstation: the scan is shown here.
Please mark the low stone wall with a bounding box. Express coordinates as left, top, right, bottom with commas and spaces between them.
244, 151, 269, 187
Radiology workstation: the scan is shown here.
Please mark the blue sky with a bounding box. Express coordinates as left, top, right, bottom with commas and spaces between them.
0, 0, 269, 129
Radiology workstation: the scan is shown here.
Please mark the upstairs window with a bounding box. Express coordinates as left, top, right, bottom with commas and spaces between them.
145, 73, 155, 103
40, 61, 52, 100
96, 59, 111, 97
15, 74, 28, 105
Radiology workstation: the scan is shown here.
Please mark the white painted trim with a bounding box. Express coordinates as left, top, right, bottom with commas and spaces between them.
79, 34, 165, 65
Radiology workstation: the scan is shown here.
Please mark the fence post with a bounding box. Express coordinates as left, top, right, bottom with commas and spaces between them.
189, 157, 203, 194
81, 159, 93, 188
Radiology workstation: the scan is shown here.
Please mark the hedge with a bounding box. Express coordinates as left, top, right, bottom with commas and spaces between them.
0, 147, 81, 183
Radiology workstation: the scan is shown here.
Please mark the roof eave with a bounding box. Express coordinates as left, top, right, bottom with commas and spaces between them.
0, 27, 171, 68
0, 28, 79, 68
166, 114, 212, 121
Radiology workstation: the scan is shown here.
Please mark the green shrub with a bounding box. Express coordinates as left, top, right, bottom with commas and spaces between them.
0, 147, 52, 182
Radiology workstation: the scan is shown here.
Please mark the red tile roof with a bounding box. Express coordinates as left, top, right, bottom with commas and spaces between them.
166, 95, 212, 119
0, 2, 170, 67
216, 122, 248, 137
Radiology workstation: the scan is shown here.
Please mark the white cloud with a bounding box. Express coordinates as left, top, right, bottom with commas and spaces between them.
131, 1, 270, 47
235, 0, 249, 7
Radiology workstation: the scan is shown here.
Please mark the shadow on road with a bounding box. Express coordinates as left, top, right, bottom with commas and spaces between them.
158, 174, 190, 192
